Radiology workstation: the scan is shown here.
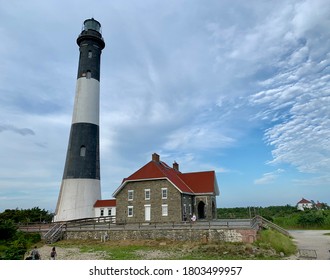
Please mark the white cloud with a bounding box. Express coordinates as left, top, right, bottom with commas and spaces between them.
254, 169, 284, 185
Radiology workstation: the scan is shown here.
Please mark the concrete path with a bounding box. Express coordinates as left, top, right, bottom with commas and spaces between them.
289, 230, 330, 260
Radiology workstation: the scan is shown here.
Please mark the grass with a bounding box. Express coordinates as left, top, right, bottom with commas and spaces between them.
254, 229, 297, 256
53, 234, 296, 260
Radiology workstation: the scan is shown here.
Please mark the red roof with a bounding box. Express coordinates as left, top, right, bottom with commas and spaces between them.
94, 199, 116, 208
113, 154, 219, 196
297, 198, 311, 204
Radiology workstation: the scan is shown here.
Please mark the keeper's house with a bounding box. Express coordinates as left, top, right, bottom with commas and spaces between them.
112, 153, 220, 224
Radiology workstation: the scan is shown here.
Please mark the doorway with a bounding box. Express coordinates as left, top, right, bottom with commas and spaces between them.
144, 205, 151, 221
197, 201, 205, 219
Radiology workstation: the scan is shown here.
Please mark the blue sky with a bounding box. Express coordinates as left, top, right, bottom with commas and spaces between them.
0, 0, 329, 212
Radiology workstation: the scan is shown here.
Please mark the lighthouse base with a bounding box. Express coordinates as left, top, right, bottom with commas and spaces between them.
54, 178, 101, 222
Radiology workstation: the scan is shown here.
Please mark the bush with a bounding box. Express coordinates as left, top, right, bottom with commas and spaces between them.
297, 211, 325, 228
0, 219, 17, 240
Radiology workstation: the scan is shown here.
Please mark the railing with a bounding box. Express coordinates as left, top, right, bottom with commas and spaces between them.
252, 215, 290, 236
44, 223, 65, 244
64, 218, 253, 231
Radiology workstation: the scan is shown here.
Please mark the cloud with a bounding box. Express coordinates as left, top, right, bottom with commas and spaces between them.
247, 0, 330, 177
0, 124, 35, 136
254, 169, 284, 185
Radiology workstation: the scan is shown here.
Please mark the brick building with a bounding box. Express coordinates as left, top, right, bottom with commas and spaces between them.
113, 153, 219, 223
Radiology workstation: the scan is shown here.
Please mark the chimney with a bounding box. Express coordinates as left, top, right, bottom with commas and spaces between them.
173, 161, 179, 171
152, 153, 160, 162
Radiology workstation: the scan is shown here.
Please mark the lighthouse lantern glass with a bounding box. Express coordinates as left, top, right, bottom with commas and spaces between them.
84, 19, 101, 32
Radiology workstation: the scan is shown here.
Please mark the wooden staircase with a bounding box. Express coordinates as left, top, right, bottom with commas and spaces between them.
251, 215, 290, 236
44, 223, 65, 244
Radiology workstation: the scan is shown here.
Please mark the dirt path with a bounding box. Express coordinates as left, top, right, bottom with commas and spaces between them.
289, 230, 330, 260
26, 244, 107, 260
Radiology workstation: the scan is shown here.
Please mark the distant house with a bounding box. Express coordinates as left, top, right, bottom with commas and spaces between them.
113, 153, 220, 224
93, 199, 116, 218
296, 198, 313, 211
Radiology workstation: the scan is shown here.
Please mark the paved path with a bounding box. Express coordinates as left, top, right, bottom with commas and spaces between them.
289, 230, 330, 260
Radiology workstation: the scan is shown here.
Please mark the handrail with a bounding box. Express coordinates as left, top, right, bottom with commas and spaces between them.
254, 215, 290, 236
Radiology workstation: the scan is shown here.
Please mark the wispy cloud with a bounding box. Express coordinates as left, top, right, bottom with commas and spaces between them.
254, 169, 284, 185
0, 124, 35, 136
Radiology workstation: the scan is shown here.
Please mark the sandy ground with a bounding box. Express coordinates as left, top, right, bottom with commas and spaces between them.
27, 230, 330, 260
26, 244, 107, 260
289, 230, 330, 260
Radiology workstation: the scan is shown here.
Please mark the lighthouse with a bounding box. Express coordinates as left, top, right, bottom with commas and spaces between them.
54, 19, 105, 222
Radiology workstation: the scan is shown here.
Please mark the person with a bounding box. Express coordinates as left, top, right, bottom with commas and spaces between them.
191, 213, 196, 223
31, 246, 40, 260
50, 247, 57, 260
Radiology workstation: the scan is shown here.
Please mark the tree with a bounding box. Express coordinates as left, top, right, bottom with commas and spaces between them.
0, 219, 17, 240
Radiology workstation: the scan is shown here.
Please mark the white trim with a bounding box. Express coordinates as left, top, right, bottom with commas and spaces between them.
127, 206, 133, 217
162, 204, 168, 216
144, 189, 150, 200
128, 190, 134, 201
161, 187, 168, 199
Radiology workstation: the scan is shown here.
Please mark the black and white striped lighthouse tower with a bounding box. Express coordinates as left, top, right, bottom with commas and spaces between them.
54, 19, 105, 222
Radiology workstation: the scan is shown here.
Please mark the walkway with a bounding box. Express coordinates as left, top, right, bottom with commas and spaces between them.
289, 230, 330, 260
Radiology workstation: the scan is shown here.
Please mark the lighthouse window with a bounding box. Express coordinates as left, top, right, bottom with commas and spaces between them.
80, 146, 86, 157
88, 51, 92, 58
86, 71, 91, 79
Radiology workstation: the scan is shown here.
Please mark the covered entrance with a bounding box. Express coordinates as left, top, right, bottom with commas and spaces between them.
197, 201, 205, 219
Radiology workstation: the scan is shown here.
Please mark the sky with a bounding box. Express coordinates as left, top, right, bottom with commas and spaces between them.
0, 0, 329, 212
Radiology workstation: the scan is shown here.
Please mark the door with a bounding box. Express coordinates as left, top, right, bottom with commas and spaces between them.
144, 205, 151, 221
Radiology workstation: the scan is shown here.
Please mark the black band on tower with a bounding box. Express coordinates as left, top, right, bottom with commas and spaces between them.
62, 123, 100, 180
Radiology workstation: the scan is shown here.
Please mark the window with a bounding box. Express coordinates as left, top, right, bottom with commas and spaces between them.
162, 204, 168, 216
128, 206, 133, 217
80, 146, 86, 157
189, 204, 192, 215
88, 50, 92, 58
86, 70, 91, 79
161, 188, 168, 199
128, 190, 134, 201
108, 208, 112, 216
100, 209, 104, 216
145, 189, 150, 200
183, 204, 187, 214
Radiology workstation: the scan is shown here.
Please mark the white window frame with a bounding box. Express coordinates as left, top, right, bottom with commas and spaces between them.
128, 190, 134, 201
100, 208, 104, 216
162, 204, 168, 216
128, 206, 133, 217
161, 188, 168, 199
145, 189, 150, 200
107, 208, 112, 216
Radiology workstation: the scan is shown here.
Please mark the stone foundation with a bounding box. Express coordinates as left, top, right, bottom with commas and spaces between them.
64, 228, 257, 243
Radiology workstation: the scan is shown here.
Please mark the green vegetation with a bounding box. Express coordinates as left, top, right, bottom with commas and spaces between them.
54, 238, 292, 260
254, 229, 297, 256
0, 207, 51, 260
0, 207, 53, 224
218, 206, 330, 229
0, 219, 41, 260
